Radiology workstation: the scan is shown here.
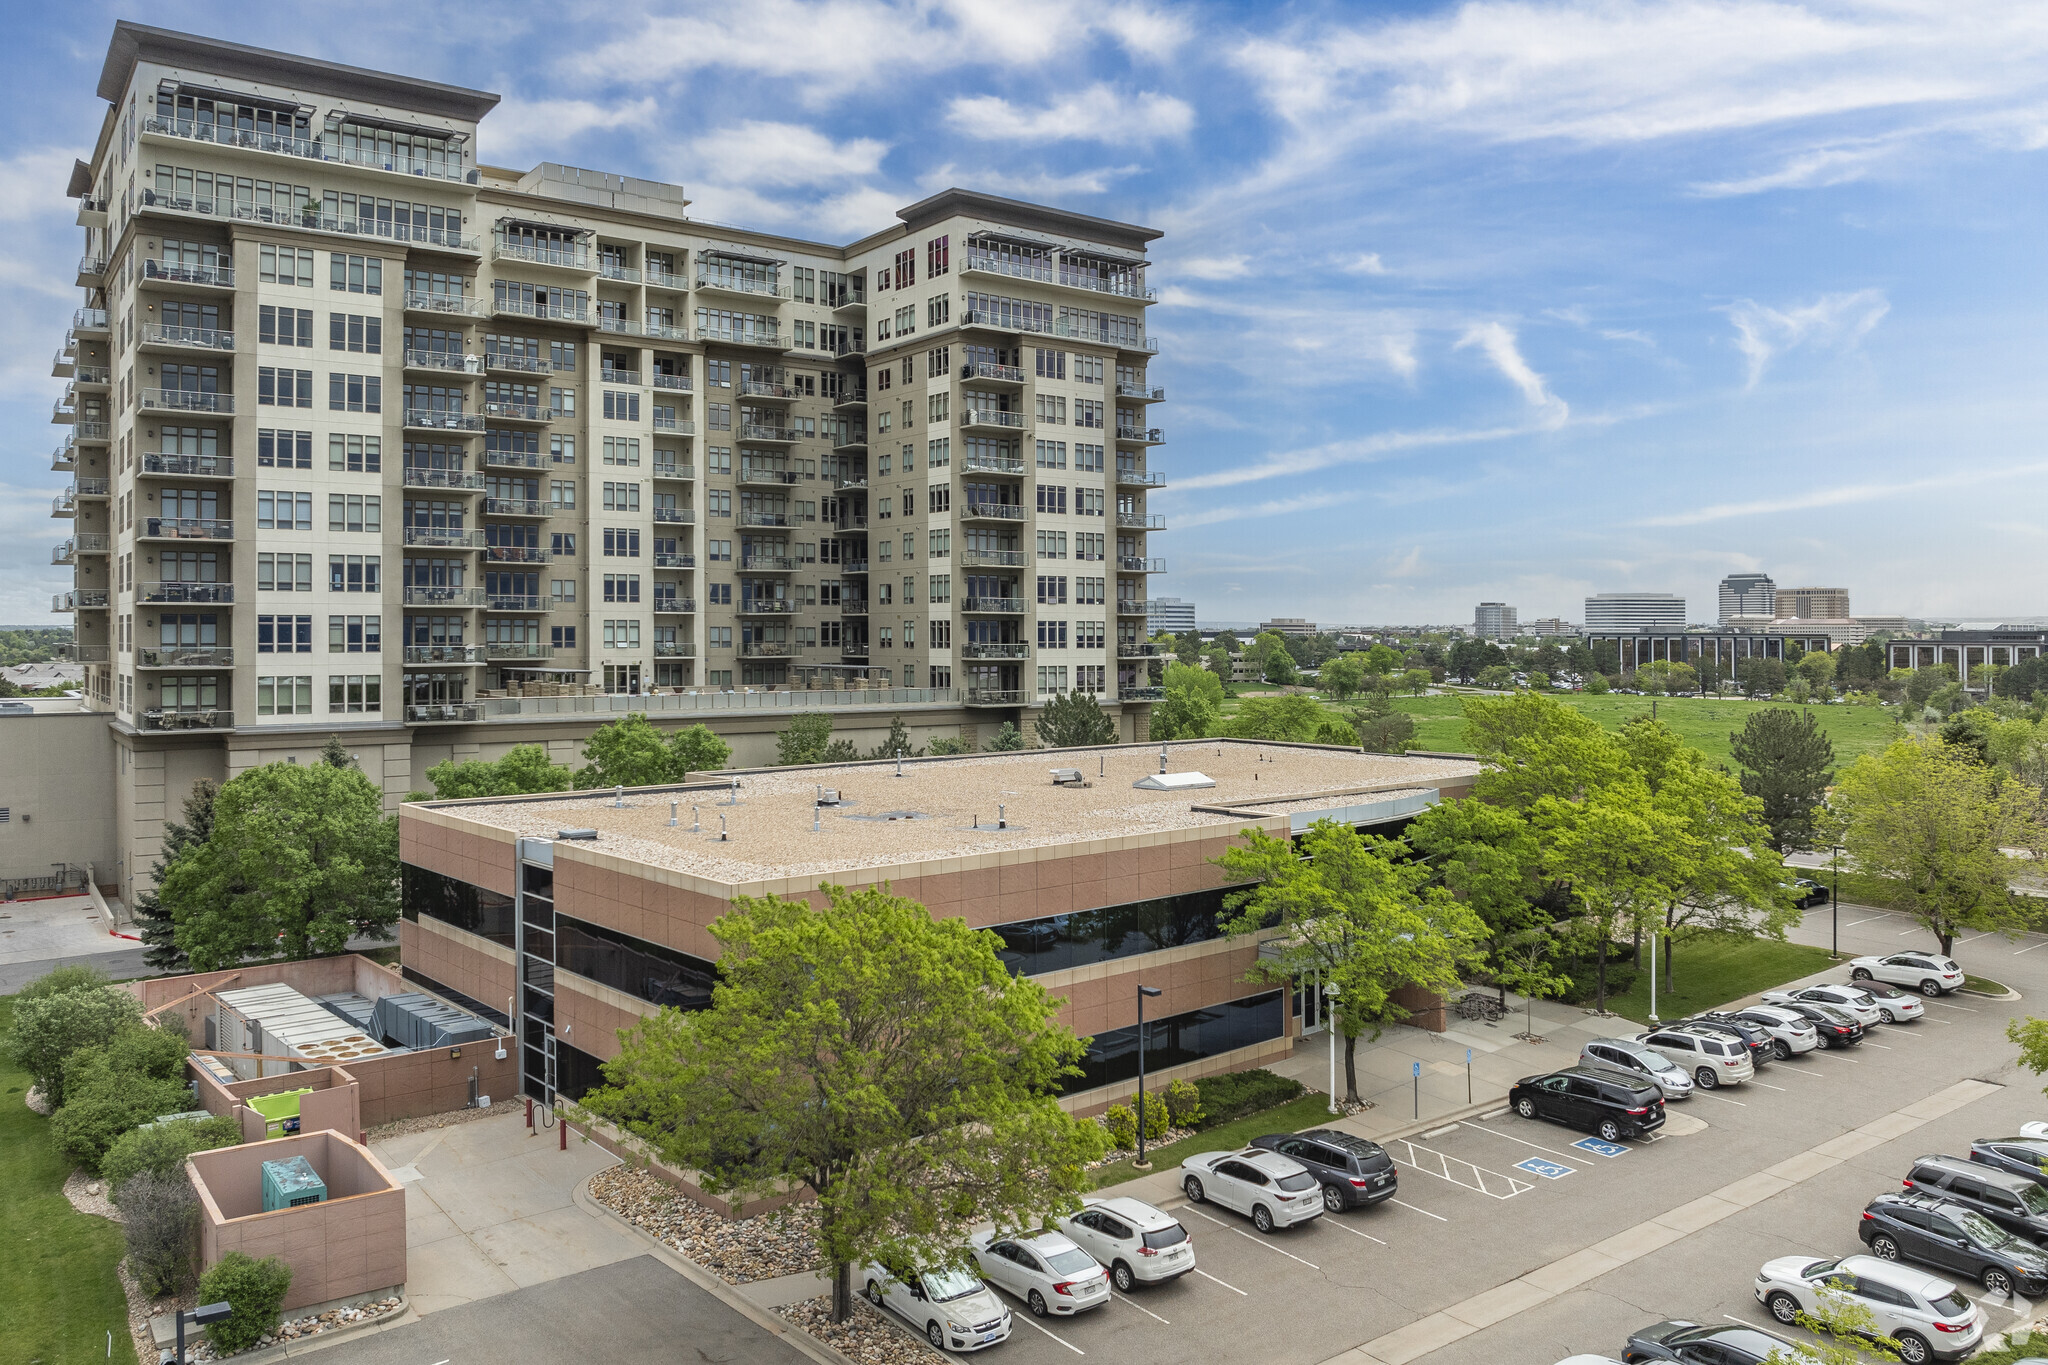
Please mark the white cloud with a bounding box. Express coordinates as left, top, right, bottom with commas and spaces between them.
946, 85, 1195, 145
483, 97, 660, 164
1637, 461, 2048, 527
688, 122, 889, 188
1341, 252, 1389, 275
1174, 490, 1358, 529
916, 162, 1139, 199
1178, 255, 1251, 280
1387, 546, 1426, 578
1455, 321, 1569, 425
0, 149, 79, 224
1173, 420, 1540, 491
1720, 288, 1889, 389
1688, 144, 1892, 197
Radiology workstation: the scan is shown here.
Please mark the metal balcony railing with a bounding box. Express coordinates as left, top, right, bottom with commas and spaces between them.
142, 517, 233, 540
698, 326, 785, 348
653, 598, 697, 614
598, 261, 641, 283
74, 308, 109, 331
958, 549, 1026, 568
402, 468, 484, 490
403, 408, 486, 432
140, 582, 231, 603
963, 597, 1026, 614
137, 647, 234, 668
832, 386, 868, 407
485, 594, 548, 611
740, 424, 799, 442
653, 641, 695, 658
403, 587, 486, 606
406, 703, 487, 723
646, 268, 686, 290
838, 600, 869, 616
403, 348, 483, 374
481, 401, 552, 423
742, 555, 795, 571
143, 259, 234, 288
74, 366, 110, 385
738, 641, 800, 658
652, 462, 694, 480
493, 238, 592, 270
483, 498, 549, 517
140, 708, 234, 731
141, 389, 234, 414
1119, 686, 1165, 702
964, 502, 1025, 521
1118, 643, 1163, 659
1116, 468, 1165, 488
403, 528, 484, 548
1117, 513, 1165, 530
832, 429, 868, 449
961, 362, 1026, 383
1118, 557, 1167, 573
406, 292, 488, 317
961, 642, 1029, 660
651, 372, 692, 392
966, 688, 1028, 705
75, 421, 110, 441
481, 545, 552, 564
1116, 599, 1151, 614
652, 508, 695, 524
491, 297, 590, 325
960, 410, 1026, 430
1117, 383, 1166, 401
484, 642, 557, 659
654, 552, 696, 569
57, 644, 111, 662
483, 449, 546, 470
597, 317, 643, 337
694, 272, 789, 298
652, 415, 695, 434
1116, 426, 1165, 444
140, 322, 236, 352
601, 368, 641, 386
404, 645, 486, 664
963, 453, 1028, 476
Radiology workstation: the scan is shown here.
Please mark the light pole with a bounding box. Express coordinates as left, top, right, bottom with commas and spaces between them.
1829, 842, 1844, 960
1133, 985, 1162, 1170
161, 1301, 232, 1364
1324, 981, 1342, 1114
1647, 923, 1660, 1025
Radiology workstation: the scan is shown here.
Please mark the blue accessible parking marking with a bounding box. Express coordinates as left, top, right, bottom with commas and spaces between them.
1514, 1157, 1575, 1179
1572, 1138, 1630, 1158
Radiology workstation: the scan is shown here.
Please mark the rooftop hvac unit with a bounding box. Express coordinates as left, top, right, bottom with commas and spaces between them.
260, 1155, 326, 1212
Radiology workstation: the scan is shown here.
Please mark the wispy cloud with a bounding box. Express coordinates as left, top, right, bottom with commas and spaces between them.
917, 162, 1138, 199
1341, 252, 1389, 275
1456, 321, 1569, 425
946, 85, 1194, 145
1721, 289, 1889, 388
1688, 143, 1893, 197
687, 121, 890, 187
1173, 420, 1544, 491
1177, 255, 1251, 281
1174, 490, 1359, 529
483, 97, 661, 165
1638, 461, 2048, 527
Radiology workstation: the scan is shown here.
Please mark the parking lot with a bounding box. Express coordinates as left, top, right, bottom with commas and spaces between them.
952, 908, 2048, 1365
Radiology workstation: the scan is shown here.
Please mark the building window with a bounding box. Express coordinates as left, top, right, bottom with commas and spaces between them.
256, 675, 315, 716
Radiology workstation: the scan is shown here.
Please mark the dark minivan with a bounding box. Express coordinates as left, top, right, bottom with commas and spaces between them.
1249, 1129, 1397, 1213
1509, 1066, 1666, 1142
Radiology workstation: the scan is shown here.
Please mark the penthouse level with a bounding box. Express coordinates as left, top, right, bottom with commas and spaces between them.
397, 740, 1483, 1115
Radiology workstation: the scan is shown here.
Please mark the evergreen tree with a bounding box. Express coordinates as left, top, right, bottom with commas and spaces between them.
1729, 708, 1836, 851
864, 715, 922, 759
134, 780, 218, 972
1034, 691, 1117, 748
986, 721, 1026, 751
319, 735, 354, 768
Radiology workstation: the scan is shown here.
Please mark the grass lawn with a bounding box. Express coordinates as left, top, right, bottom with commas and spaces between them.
1965, 975, 2011, 995
1391, 693, 1902, 768
0, 998, 139, 1365
1596, 936, 1839, 1026
1090, 1092, 1336, 1189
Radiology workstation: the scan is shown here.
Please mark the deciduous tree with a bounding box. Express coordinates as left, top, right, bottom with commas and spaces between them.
1150, 662, 1221, 741
775, 712, 836, 765
1319, 654, 1365, 701
575, 712, 677, 787
1222, 693, 1324, 742
426, 744, 574, 799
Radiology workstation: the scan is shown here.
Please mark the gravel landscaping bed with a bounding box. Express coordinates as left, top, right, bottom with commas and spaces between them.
365, 1101, 509, 1143
589, 1164, 822, 1284
170, 1295, 405, 1360
780, 1295, 948, 1365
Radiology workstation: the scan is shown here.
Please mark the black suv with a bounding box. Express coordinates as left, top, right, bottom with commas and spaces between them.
1860, 1190, 2048, 1297
1508, 1066, 1665, 1142
1787, 878, 1830, 909
1903, 1154, 2048, 1241
1971, 1136, 2048, 1188
1678, 1013, 1777, 1069
1624, 1321, 1799, 1364
1248, 1129, 1397, 1212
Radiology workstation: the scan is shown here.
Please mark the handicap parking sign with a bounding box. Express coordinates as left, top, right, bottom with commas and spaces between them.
1572, 1137, 1629, 1158
1514, 1157, 1574, 1179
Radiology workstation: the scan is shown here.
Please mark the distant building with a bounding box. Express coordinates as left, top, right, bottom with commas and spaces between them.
1854, 616, 1908, 638
1527, 618, 1573, 637
1257, 618, 1317, 637
1718, 573, 1777, 624
1777, 586, 1850, 619
1584, 592, 1686, 632
1473, 603, 1518, 640
1147, 597, 1197, 638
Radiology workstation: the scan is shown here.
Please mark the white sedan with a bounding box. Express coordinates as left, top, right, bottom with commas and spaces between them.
1851, 953, 1966, 997
1180, 1147, 1325, 1232
1760, 984, 1886, 1028
861, 1261, 1012, 1352
1852, 982, 1928, 1023
1056, 1195, 1196, 1290
967, 1230, 1110, 1318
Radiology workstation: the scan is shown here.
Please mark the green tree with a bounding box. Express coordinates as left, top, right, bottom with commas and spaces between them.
1583, 673, 1611, 695
1409, 798, 1548, 1003
1401, 668, 1432, 696
1662, 662, 1698, 695
159, 761, 399, 970
427, 744, 574, 799
575, 712, 678, 787
1736, 656, 1788, 696
1151, 662, 1222, 741
1217, 821, 1485, 1102
668, 725, 734, 776
1536, 784, 1685, 1013
319, 734, 354, 769
1796, 651, 1837, 692
776, 712, 836, 765
134, 779, 217, 972
103, 1115, 242, 1195
1263, 645, 1299, 687
866, 715, 923, 760
5, 982, 143, 1106
986, 721, 1026, 751
926, 735, 976, 756
1729, 708, 1837, 852
50, 1029, 195, 1173
1320, 654, 1366, 701
1476, 664, 1514, 690
1360, 644, 1402, 676
1348, 693, 1417, 754
198, 1253, 294, 1354
577, 884, 1107, 1322
1174, 630, 1203, 667
1036, 692, 1117, 748
1761, 1284, 1902, 1365
1223, 694, 1324, 742
1833, 738, 2045, 953
1905, 664, 1955, 710
1464, 692, 1631, 811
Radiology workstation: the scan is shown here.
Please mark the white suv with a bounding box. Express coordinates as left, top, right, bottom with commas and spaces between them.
1850, 953, 1966, 996
1633, 1025, 1755, 1089
1181, 1147, 1324, 1232
1056, 1196, 1196, 1290
1754, 1252, 1984, 1363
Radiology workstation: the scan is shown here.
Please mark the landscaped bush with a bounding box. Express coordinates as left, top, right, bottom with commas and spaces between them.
15, 963, 113, 1002
119, 1169, 200, 1297
197, 1251, 293, 1354
1101, 1103, 1137, 1150
4, 982, 143, 1106
48, 1025, 198, 1174
1127, 1091, 1170, 1140
1558, 963, 1637, 1006
1163, 1078, 1203, 1128
1191, 1070, 1305, 1126
103, 1115, 242, 1196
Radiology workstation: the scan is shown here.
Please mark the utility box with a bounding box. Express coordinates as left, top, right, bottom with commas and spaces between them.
247, 1088, 313, 1137
260, 1155, 327, 1212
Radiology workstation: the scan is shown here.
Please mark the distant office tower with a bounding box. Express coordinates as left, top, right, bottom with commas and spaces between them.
1473, 603, 1518, 639
1527, 617, 1571, 637
1584, 592, 1686, 632
1776, 587, 1850, 619
1257, 617, 1316, 637
1147, 597, 1196, 638
1718, 573, 1777, 624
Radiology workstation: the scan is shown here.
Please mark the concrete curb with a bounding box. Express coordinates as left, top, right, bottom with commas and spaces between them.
169, 1297, 417, 1363
1961, 985, 2023, 1001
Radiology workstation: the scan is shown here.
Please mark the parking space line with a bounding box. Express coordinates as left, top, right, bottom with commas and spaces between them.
1925, 1017, 1952, 1024
1192, 1267, 1246, 1296
1184, 1208, 1321, 1269
1768, 1062, 1820, 1077
1897, 927, 1923, 936
1863, 1042, 1894, 1050
1846, 915, 1888, 927
1315, 1217, 1388, 1245
1389, 1137, 1536, 1199
1931, 1000, 1979, 1012
1110, 1291, 1170, 1324
1461, 1121, 1578, 1160
2015, 941, 2048, 956
1748, 1079, 1788, 1091
1390, 1197, 1449, 1222
1014, 1314, 1087, 1355
1694, 1090, 1749, 1106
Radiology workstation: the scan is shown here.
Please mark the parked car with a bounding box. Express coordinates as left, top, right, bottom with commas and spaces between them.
1623, 1321, 1819, 1364
1757, 1000, 1866, 1048
1055, 1196, 1195, 1291
1555, 1358, 1629, 1365
1249, 1129, 1397, 1212
1849, 952, 1966, 996
1180, 1148, 1325, 1233
1970, 1136, 2048, 1188
1632, 1025, 1756, 1089
1721, 1005, 1821, 1060
1860, 1190, 2048, 1297
1786, 878, 1831, 909
966, 1230, 1110, 1318
1676, 1013, 1778, 1069
1753, 1253, 1984, 1363
1853, 981, 1928, 1023
861, 1260, 1012, 1352
1508, 1066, 1666, 1141
1761, 984, 1886, 1028
1578, 1037, 1696, 1100
1902, 1154, 2048, 1242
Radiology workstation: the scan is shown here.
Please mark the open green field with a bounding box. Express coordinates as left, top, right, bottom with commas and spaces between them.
0, 998, 139, 1365
1597, 936, 1839, 1025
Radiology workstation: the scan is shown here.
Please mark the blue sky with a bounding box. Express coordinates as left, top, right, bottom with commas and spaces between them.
7, 0, 2048, 627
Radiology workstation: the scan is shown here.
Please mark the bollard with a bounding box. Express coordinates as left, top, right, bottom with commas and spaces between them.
525, 1096, 535, 1132
559, 1114, 568, 1151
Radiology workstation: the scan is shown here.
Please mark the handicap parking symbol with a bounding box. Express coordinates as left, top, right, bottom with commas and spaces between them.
1572, 1137, 1630, 1158
1514, 1157, 1574, 1179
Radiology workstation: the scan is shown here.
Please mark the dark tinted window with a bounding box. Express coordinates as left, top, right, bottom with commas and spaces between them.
1931, 1289, 1970, 1315
403, 862, 515, 947
522, 862, 554, 897
1072, 990, 1284, 1091
1099, 1216, 1131, 1239
1142, 1225, 1188, 1250
556, 915, 717, 1010
989, 886, 1237, 975
1276, 1172, 1318, 1193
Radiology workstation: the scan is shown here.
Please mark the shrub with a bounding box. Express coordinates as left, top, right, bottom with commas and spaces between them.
927, 735, 975, 756
5, 984, 144, 1106
16, 963, 112, 1003
120, 1169, 201, 1296
1558, 963, 1637, 1006
1584, 674, 1611, 695
198, 1252, 293, 1353
1192, 1070, 1305, 1126
1128, 1092, 1170, 1140
1101, 1103, 1137, 1150
104, 1115, 242, 1195
1312, 719, 1356, 746
1163, 1078, 1204, 1128
50, 1067, 194, 1174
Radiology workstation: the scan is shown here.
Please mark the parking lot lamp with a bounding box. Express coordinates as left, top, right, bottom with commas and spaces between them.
1325, 981, 1342, 1114
1134, 985, 1163, 1170
1648, 926, 1660, 1026
162, 1301, 232, 1365
1829, 843, 1844, 959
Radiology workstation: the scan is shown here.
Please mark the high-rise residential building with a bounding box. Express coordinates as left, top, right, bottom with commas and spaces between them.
1146, 596, 1195, 638
1583, 592, 1686, 632
1718, 572, 1776, 623
1472, 602, 1517, 639
46, 22, 1166, 903
1776, 586, 1850, 619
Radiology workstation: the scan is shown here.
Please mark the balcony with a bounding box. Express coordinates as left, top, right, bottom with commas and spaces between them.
55, 644, 110, 662
832, 386, 868, 411
78, 478, 110, 497
51, 440, 75, 472
51, 396, 73, 424
1116, 426, 1165, 446
142, 517, 233, 541
53, 589, 110, 611
139, 708, 234, 732
404, 348, 483, 375
840, 560, 869, 573
966, 688, 1028, 706
838, 600, 868, 616
406, 703, 486, 723
962, 452, 1028, 476
698, 327, 786, 349
959, 549, 1027, 569
597, 316, 643, 338
75, 421, 110, 442
652, 507, 695, 525
694, 272, 789, 300
1117, 512, 1166, 531
1118, 686, 1165, 702
143, 321, 238, 357
485, 352, 551, 378
481, 545, 553, 564
478, 497, 546, 519
840, 644, 870, 659
645, 322, 691, 343
960, 362, 1026, 386
404, 586, 486, 606
961, 642, 1030, 660
77, 254, 106, 283
741, 511, 790, 528
739, 641, 799, 658
136, 647, 234, 668
1118, 643, 1164, 659
480, 401, 554, 424
1116, 600, 1152, 616
652, 462, 694, 481
646, 268, 687, 292
832, 429, 868, 452
140, 113, 475, 181
1118, 557, 1167, 573
142, 259, 234, 290
406, 292, 489, 319
655, 552, 696, 569
141, 389, 234, 414
403, 527, 484, 548
51, 490, 75, 518
739, 466, 800, 487
740, 423, 801, 444
1116, 468, 1166, 489
482, 448, 547, 471
653, 597, 696, 615
742, 555, 795, 572
491, 297, 591, 326
963, 597, 1026, 614
739, 599, 798, 618
740, 381, 794, 400
74, 308, 110, 333
651, 372, 692, 393
493, 238, 592, 271
836, 476, 867, 492
141, 582, 231, 604
404, 645, 487, 664
651, 415, 695, 435
959, 308, 1049, 337
601, 368, 642, 387
75, 365, 110, 387
963, 501, 1026, 523
960, 411, 1026, 431
1117, 383, 1166, 402
485, 594, 549, 611
61, 534, 113, 559
598, 260, 641, 284
485, 642, 557, 660
654, 641, 695, 658
403, 467, 485, 490
52, 347, 72, 379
